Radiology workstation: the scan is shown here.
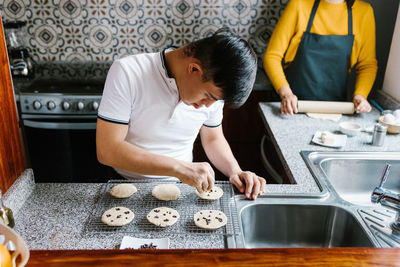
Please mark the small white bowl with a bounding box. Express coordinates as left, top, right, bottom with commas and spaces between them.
339, 122, 362, 136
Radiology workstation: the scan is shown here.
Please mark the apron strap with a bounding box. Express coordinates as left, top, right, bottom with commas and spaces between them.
347, 2, 353, 35
305, 0, 320, 33
306, 0, 353, 36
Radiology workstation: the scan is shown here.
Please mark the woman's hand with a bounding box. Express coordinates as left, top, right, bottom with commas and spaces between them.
353, 94, 371, 113
278, 85, 298, 115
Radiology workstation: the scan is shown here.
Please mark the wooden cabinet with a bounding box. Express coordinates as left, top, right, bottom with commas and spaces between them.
0, 15, 25, 192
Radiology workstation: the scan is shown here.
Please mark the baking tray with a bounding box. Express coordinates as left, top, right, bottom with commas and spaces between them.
83, 180, 240, 236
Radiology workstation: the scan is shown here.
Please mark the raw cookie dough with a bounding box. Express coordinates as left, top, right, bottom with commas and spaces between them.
109, 183, 137, 198
196, 186, 224, 200
320, 131, 335, 145
152, 184, 180, 201
194, 210, 227, 230
306, 113, 342, 122
147, 207, 180, 227
101, 207, 134, 226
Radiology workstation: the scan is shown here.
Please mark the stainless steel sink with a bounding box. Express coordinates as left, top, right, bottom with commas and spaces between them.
300, 151, 400, 247
228, 152, 400, 249
240, 203, 373, 248
302, 151, 400, 206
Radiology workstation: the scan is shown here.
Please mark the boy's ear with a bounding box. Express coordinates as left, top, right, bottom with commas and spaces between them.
188, 62, 203, 75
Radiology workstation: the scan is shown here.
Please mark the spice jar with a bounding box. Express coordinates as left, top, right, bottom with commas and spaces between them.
372, 123, 387, 147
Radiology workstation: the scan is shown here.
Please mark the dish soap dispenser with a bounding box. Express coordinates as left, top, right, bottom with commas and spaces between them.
0, 190, 14, 228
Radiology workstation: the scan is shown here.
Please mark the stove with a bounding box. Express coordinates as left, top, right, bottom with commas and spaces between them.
19, 80, 103, 115
16, 62, 117, 183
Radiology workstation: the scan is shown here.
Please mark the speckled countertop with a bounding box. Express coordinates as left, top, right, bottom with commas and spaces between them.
258, 102, 400, 195
5, 172, 226, 250
5, 101, 400, 250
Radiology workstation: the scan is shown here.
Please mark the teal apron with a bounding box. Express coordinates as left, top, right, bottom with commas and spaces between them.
284, 0, 354, 101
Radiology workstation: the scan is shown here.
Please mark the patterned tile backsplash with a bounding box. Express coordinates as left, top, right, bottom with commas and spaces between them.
0, 0, 288, 62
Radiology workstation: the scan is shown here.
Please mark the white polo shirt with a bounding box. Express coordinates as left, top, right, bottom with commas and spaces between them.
98, 50, 224, 179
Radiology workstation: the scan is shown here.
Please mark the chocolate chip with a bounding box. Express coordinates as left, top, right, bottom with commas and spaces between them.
164, 219, 169, 222
172, 215, 177, 218
117, 215, 121, 218
106, 214, 111, 217
116, 208, 120, 211
203, 218, 211, 225
216, 217, 223, 222
139, 243, 157, 249
155, 216, 159, 219
124, 211, 130, 214
154, 209, 160, 213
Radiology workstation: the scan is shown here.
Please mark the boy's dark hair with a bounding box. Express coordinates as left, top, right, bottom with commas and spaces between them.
183, 28, 257, 107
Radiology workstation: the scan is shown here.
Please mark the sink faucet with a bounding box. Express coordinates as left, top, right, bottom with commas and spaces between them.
371, 163, 400, 233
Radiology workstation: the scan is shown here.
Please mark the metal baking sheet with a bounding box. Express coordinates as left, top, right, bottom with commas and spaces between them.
83, 180, 240, 236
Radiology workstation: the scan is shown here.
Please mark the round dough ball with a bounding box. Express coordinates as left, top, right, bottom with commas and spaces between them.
109, 183, 137, 198
147, 207, 180, 227
196, 186, 224, 200
320, 131, 335, 145
152, 184, 180, 201
101, 207, 134, 226
194, 210, 227, 230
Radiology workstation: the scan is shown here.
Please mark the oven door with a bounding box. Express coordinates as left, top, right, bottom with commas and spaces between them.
22, 114, 115, 183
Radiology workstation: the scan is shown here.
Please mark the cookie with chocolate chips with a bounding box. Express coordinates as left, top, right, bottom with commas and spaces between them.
194, 210, 227, 229
195, 186, 224, 200
147, 207, 180, 227
101, 206, 134, 226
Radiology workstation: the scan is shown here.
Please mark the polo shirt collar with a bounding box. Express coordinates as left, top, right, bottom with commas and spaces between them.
158, 47, 180, 102
160, 47, 176, 78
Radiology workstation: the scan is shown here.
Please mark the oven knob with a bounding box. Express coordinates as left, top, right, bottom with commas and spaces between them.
47, 101, 56, 110
91, 101, 99, 111
33, 100, 42, 110
62, 101, 70, 110
77, 101, 85, 111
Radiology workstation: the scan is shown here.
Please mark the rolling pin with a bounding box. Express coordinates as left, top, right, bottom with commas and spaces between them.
297, 100, 355, 114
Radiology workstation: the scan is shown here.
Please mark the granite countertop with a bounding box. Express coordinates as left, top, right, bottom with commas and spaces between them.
258, 102, 400, 195
5, 171, 225, 250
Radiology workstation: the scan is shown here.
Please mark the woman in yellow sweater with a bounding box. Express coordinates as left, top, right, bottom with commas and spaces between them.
263, 0, 377, 115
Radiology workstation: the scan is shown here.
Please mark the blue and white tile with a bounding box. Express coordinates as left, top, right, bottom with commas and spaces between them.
1, 0, 31, 20
137, 18, 174, 52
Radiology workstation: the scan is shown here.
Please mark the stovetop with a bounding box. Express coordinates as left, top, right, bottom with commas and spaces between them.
14, 61, 111, 95
20, 79, 105, 95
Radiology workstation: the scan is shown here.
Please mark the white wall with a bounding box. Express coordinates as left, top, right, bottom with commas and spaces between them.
383, 4, 400, 102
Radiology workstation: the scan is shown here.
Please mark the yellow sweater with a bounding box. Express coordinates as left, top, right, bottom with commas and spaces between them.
263, 0, 378, 99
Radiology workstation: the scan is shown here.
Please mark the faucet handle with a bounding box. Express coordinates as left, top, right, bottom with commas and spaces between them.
379, 163, 392, 187
371, 163, 392, 204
